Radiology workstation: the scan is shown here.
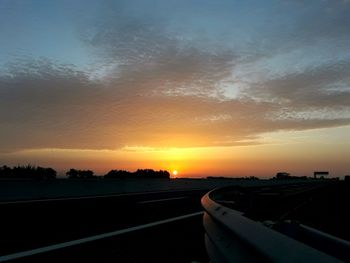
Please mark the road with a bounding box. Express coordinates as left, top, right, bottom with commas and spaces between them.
2, 180, 345, 262
0, 189, 210, 263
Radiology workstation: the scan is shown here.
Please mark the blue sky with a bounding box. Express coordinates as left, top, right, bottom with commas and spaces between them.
2, 0, 349, 72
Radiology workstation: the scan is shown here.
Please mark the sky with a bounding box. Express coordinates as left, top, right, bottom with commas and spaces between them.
0, 0, 349, 177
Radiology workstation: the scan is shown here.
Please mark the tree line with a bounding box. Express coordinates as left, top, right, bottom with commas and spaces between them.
0, 165, 170, 180
0, 165, 56, 180
104, 169, 170, 179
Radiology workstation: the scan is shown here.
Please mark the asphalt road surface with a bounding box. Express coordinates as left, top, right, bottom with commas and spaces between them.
2, 181, 347, 262
0, 189, 210, 263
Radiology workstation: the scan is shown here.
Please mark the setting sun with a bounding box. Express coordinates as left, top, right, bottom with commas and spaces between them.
172, 170, 178, 176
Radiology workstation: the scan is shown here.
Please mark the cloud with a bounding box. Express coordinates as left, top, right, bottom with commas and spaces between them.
244, 60, 350, 111
1, 56, 349, 152
1, 1, 350, 152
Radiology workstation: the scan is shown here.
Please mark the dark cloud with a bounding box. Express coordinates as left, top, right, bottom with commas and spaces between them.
293, 0, 350, 42
82, 6, 236, 98
1, 55, 349, 152
245, 60, 350, 110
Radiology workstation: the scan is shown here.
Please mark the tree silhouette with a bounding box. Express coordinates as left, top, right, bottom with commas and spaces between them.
66, 169, 95, 179
79, 170, 94, 178
66, 168, 79, 179
0, 165, 56, 180
104, 169, 170, 179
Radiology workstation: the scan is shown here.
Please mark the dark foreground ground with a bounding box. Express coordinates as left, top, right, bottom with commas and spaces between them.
10, 216, 206, 263
288, 181, 350, 241
0, 189, 209, 263
0, 178, 300, 202
0, 180, 348, 262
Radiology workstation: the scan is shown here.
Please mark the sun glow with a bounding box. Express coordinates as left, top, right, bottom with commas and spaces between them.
172, 170, 178, 176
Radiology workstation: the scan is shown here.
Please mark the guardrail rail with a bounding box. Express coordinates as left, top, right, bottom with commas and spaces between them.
201, 185, 349, 263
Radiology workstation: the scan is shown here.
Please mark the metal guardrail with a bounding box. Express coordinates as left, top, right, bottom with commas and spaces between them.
201, 188, 346, 263
274, 222, 350, 261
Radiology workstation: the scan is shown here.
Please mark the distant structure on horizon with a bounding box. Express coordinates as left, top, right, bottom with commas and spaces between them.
274, 172, 308, 180
275, 172, 290, 179
314, 171, 329, 179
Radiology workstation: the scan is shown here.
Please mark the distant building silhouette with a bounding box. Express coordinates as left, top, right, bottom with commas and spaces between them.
273, 172, 308, 180
314, 171, 329, 179
275, 172, 290, 179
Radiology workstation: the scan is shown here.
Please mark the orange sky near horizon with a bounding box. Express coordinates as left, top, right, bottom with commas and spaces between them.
2, 126, 349, 178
